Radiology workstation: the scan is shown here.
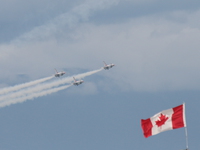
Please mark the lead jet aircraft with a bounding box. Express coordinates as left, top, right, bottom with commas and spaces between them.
103, 61, 115, 70
54, 69, 65, 77
73, 77, 84, 86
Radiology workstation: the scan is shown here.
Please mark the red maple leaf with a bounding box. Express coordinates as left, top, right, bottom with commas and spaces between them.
155, 113, 169, 127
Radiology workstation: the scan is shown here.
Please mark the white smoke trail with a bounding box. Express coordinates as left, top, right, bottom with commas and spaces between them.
0, 68, 103, 104
75, 68, 103, 79
0, 76, 54, 95
0, 84, 72, 108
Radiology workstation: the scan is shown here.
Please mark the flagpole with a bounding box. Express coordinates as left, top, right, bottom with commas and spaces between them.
183, 102, 189, 150
185, 126, 189, 150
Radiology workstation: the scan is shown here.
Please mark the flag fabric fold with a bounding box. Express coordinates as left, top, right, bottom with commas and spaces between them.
141, 103, 186, 138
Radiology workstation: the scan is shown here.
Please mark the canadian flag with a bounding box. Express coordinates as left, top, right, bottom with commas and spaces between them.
141, 103, 186, 138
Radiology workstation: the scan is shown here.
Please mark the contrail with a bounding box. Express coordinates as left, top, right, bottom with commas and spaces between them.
75, 68, 103, 79
0, 84, 72, 108
0, 76, 54, 95
0, 68, 103, 106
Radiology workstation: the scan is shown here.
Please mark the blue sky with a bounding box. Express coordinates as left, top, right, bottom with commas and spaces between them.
0, 0, 200, 149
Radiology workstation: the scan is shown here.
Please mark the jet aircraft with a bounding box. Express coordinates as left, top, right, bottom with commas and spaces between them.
73, 77, 84, 86
54, 69, 65, 77
103, 61, 115, 70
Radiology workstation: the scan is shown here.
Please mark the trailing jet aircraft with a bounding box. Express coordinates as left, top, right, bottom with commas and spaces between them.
73, 77, 84, 86
103, 61, 115, 70
54, 69, 65, 77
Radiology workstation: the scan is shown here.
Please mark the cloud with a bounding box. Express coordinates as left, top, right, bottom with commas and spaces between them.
0, 0, 83, 43
1, 1, 200, 92
1, 0, 200, 43
10, 0, 120, 43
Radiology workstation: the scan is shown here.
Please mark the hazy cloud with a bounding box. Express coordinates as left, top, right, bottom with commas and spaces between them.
0, 0, 200, 92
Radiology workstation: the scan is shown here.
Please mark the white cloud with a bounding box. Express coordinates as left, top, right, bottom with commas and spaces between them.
10, 0, 120, 43
1, 1, 200, 92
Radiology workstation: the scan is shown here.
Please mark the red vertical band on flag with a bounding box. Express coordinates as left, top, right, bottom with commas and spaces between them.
141, 118, 153, 138
172, 104, 185, 129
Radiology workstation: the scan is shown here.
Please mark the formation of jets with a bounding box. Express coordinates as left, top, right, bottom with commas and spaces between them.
54, 61, 115, 86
